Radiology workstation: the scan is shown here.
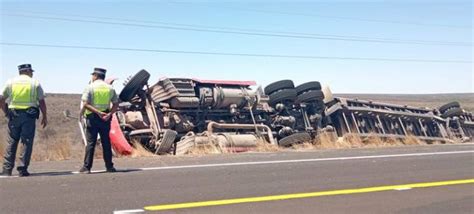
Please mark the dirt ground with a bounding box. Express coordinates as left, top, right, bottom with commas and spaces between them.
0, 93, 472, 161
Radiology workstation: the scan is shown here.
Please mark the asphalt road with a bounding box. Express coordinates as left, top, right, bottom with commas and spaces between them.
1, 144, 473, 214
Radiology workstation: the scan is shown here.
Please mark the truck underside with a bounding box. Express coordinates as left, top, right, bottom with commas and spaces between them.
113, 70, 474, 155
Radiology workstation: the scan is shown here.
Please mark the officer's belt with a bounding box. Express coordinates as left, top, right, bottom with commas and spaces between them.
8, 107, 40, 119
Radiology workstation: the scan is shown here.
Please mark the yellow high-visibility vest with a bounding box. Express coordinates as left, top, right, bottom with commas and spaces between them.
8, 76, 39, 110
85, 81, 112, 115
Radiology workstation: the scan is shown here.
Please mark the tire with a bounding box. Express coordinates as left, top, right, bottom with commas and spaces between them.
441, 107, 463, 118
156, 129, 178, 155
295, 81, 321, 95
438, 102, 460, 114
264, 80, 294, 96
278, 132, 312, 147
269, 89, 297, 106
314, 99, 325, 108
296, 90, 325, 104
310, 100, 326, 112
119, 69, 151, 102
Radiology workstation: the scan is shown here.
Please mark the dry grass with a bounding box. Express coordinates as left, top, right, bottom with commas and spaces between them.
361, 134, 384, 147
155, 131, 457, 155
253, 138, 280, 152
31, 138, 74, 161
0, 141, 4, 159
292, 142, 315, 150
384, 137, 405, 146
429, 141, 442, 145
341, 134, 365, 148
292, 132, 433, 151
0, 135, 115, 162
0, 135, 81, 162
315, 132, 347, 149
402, 136, 425, 146
186, 143, 221, 156
130, 140, 155, 158
185, 137, 281, 155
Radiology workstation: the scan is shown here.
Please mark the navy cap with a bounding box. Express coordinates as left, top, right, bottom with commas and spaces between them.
92, 67, 107, 75
18, 64, 34, 72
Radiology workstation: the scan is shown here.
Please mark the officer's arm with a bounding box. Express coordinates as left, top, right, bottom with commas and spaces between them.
39, 99, 47, 117
0, 97, 6, 115
39, 99, 48, 128
37, 83, 47, 118
110, 102, 118, 114
108, 89, 119, 115
83, 102, 105, 116
0, 82, 9, 115
35, 83, 48, 127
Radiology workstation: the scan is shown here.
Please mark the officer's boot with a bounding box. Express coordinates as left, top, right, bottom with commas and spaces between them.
1, 168, 12, 176
17, 167, 30, 177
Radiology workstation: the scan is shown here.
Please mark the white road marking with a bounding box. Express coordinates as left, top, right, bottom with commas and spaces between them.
1, 150, 473, 179
113, 209, 144, 214
0, 175, 18, 178
395, 187, 413, 191
443, 143, 474, 146
131, 150, 474, 172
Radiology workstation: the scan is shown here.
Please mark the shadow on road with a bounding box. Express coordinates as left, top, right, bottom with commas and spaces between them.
1, 168, 145, 178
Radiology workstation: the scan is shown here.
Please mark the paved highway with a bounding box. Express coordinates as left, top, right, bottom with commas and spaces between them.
1, 144, 473, 213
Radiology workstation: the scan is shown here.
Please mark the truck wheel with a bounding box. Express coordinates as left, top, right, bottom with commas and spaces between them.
296, 90, 325, 104
278, 132, 312, 147
296, 81, 321, 95
308, 100, 326, 113
269, 89, 297, 106
119, 69, 151, 102
438, 102, 460, 114
441, 107, 463, 118
156, 129, 178, 155
264, 80, 295, 96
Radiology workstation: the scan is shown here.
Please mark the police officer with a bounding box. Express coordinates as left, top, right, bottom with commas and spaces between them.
79, 68, 118, 174
0, 64, 48, 177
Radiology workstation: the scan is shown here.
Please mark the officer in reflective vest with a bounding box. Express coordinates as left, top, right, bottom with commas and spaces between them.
0, 64, 48, 177
79, 68, 118, 174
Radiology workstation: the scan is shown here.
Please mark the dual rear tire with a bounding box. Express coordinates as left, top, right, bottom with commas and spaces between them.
265, 80, 325, 106
265, 80, 297, 106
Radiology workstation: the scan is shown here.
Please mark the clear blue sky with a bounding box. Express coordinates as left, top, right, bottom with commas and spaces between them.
1, 0, 472, 94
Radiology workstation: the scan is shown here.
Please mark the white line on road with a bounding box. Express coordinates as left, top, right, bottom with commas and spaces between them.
113, 209, 144, 214
1, 150, 472, 179
130, 150, 474, 172
395, 187, 413, 191
440, 143, 474, 146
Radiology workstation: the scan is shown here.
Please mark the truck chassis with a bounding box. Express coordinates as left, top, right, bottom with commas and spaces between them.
113, 70, 473, 155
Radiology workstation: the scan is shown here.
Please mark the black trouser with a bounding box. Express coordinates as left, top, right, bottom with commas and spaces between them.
3, 111, 36, 172
83, 114, 114, 170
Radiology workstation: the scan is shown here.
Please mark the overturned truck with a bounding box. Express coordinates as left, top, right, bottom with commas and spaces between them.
113, 70, 473, 155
